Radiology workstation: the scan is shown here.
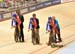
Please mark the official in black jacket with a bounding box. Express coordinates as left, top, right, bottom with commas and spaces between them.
16, 10, 24, 42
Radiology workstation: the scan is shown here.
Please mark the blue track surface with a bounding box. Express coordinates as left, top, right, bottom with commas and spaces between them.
58, 41, 75, 54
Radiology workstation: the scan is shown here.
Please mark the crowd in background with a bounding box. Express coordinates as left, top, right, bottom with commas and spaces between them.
0, 0, 46, 8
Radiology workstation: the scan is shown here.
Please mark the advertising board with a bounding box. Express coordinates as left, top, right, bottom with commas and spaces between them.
52, 0, 61, 4
3, 13, 11, 18
44, 1, 52, 6
20, 8, 28, 14
0, 14, 3, 20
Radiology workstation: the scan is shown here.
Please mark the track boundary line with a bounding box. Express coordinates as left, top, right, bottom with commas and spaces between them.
30, 33, 75, 54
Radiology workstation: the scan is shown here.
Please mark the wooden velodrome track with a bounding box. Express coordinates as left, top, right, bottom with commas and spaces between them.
0, 2, 75, 54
